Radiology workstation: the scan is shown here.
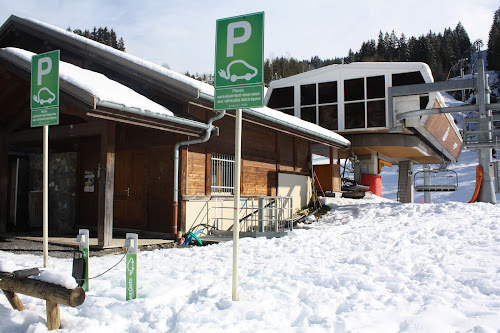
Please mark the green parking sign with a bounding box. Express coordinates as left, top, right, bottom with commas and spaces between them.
214, 12, 264, 110
31, 50, 59, 127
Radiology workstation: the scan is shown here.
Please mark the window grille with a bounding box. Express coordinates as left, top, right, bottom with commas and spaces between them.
211, 153, 235, 194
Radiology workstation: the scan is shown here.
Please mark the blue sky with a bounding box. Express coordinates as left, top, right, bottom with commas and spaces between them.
0, 0, 498, 74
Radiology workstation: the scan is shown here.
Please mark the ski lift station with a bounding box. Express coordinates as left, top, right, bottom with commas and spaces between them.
264, 62, 463, 202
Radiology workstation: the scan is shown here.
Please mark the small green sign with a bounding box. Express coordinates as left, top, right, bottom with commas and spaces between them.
82, 247, 89, 292
214, 85, 264, 110
126, 253, 137, 300
214, 12, 264, 110
31, 50, 59, 127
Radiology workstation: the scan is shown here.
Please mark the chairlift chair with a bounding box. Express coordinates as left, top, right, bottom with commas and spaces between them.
414, 168, 458, 192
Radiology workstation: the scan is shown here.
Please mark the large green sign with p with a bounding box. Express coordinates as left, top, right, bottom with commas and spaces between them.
31, 50, 59, 127
214, 12, 264, 110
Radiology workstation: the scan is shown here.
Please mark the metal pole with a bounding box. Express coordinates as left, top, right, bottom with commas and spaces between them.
476, 59, 497, 203
13, 158, 19, 227
43, 125, 49, 268
460, 60, 465, 102
423, 164, 431, 203
232, 109, 242, 301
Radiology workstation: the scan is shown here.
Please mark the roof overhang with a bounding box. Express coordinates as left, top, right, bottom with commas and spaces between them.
342, 133, 454, 164
0, 48, 210, 137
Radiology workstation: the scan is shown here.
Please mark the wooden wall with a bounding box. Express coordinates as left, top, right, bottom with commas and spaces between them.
76, 136, 100, 228
183, 106, 312, 198
3, 103, 318, 236
314, 164, 341, 192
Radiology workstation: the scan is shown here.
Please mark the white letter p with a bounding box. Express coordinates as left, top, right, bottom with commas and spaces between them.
37, 57, 52, 85
227, 21, 251, 57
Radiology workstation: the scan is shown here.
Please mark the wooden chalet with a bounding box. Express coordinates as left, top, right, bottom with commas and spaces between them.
0, 16, 350, 246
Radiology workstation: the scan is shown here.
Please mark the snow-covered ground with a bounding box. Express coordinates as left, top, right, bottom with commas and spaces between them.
1, 148, 500, 332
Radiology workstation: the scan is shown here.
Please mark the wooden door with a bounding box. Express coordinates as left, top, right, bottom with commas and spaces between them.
113, 150, 147, 229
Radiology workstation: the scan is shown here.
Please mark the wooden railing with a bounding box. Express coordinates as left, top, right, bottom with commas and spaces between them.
0, 270, 85, 330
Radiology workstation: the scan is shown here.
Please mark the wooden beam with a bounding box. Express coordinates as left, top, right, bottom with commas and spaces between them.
98, 122, 115, 248
205, 151, 211, 195
329, 146, 335, 191
0, 127, 7, 233
46, 301, 60, 330
0, 276, 85, 307
2, 290, 25, 311
0, 272, 85, 331
8, 122, 102, 143
275, 133, 280, 196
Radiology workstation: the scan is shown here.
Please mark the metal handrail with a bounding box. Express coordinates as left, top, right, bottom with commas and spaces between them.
462, 114, 500, 148
188, 196, 293, 235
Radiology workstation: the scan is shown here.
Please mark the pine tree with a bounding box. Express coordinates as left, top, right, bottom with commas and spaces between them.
487, 6, 500, 70
69, 26, 126, 51
388, 30, 399, 61
454, 22, 471, 59
398, 33, 409, 61
376, 31, 386, 60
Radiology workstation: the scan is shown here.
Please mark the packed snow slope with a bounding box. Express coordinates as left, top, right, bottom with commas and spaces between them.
1, 195, 500, 332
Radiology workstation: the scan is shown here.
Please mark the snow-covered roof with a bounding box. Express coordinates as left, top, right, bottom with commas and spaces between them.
0, 47, 213, 134
0, 16, 212, 98
244, 106, 350, 147
268, 62, 435, 88
0, 15, 350, 148
3, 47, 174, 117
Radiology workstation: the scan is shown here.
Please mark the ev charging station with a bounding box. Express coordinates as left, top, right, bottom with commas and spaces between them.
75, 229, 89, 291
125, 233, 138, 301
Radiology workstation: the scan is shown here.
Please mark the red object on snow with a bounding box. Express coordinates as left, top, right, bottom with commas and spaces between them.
361, 174, 382, 197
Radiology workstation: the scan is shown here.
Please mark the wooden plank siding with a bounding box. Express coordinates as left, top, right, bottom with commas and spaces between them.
97, 121, 115, 247
186, 148, 206, 195
0, 127, 7, 233
181, 105, 313, 199
147, 145, 174, 233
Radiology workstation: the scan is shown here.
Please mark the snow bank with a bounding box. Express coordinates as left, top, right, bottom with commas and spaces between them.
0, 258, 18, 272
1, 197, 499, 332
33, 269, 78, 289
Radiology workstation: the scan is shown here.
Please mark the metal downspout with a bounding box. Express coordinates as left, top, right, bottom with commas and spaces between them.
172, 110, 226, 238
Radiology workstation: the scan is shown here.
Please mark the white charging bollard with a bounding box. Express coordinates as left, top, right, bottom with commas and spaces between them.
125, 233, 138, 301
76, 229, 89, 291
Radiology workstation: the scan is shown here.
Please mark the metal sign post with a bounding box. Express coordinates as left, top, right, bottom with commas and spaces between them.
31, 50, 60, 268
232, 108, 242, 301
476, 59, 497, 203
125, 233, 138, 301
214, 12, 264, 301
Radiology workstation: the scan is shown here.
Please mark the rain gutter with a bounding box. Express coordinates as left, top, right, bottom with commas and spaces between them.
94, 100, 213, 132
172, 109, 226, 239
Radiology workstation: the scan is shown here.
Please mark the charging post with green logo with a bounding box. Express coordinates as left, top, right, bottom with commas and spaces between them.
125, 233, 138, 301
76, 229, 89, 291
